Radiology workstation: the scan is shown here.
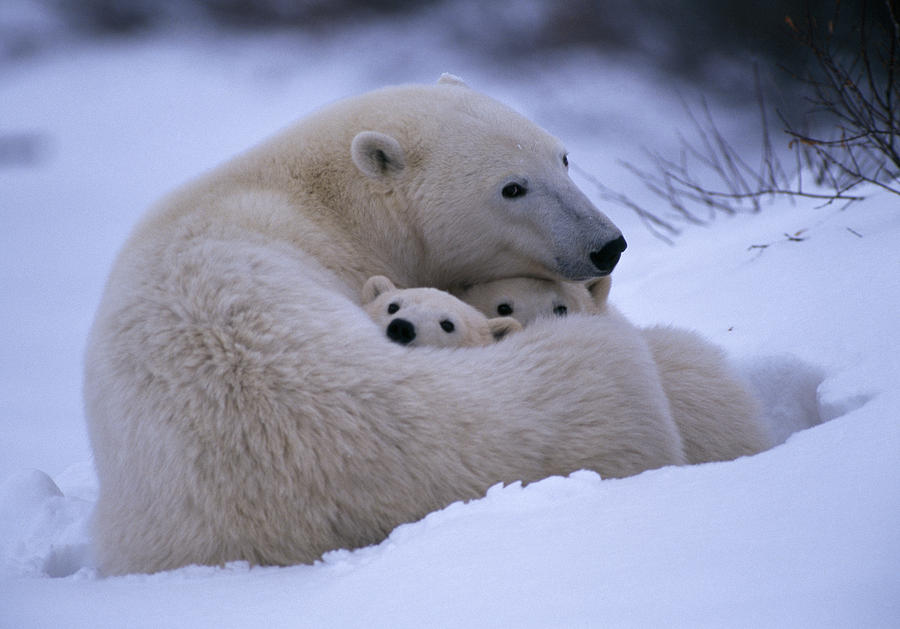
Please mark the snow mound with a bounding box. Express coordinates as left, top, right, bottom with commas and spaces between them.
737, 354, 827, 445
0, 468, 93, 579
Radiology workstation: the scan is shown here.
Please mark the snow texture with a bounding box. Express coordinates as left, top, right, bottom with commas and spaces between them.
1, 19, 899, 629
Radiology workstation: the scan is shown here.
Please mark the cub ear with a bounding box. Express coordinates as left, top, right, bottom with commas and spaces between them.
361, 275, 397, 304
585, 276, 611, 308
351, 131, 405, 179
437, 73, 469, 87
488, 316, 523, 342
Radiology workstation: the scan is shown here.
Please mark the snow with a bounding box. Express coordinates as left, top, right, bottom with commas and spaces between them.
2, 17, 900, 629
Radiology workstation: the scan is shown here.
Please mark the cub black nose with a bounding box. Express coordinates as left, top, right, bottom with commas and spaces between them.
590, 235, 627, 275
386, 318, 416, 345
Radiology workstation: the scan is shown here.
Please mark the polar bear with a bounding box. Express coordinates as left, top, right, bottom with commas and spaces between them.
362, 275, 521, 347
455, 276, 612, 322
84, 75, 683, 576
456, 277, 772, 463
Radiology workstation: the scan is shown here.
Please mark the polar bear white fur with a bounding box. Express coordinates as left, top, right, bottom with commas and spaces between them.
83, 76, 683, 576
362, 275, 521, 347
455, 276, 611, 322
457, 277, 772, 463
637, 326, 772, 462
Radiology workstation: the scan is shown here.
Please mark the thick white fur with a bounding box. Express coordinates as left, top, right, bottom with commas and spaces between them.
362, 276, 521, 347
458, 277, 772, 463
640, 325, 771, 462
84, 80, 683, 575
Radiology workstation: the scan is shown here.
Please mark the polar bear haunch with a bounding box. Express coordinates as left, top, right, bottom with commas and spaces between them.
457, 276, 772, 464
84, 78, 684, 575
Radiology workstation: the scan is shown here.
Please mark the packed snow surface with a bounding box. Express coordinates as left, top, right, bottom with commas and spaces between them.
1, 26, 899, 629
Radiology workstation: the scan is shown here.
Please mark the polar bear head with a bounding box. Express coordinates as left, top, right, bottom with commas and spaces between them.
454, 276, 611, 326
362, 275, 521, 347
347, 75, 626, 287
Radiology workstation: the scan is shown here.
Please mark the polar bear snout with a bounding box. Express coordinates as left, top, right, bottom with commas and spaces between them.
386, 318, 416, 345
590, 235, 627, 275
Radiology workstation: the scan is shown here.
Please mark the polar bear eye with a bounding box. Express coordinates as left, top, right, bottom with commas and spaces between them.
562, 154, 569, 168
387, 303, 399, 314
497, 303, 513, 316
501, 183, 527, 198
553, 304, 568, 316
440, 320, 455, 333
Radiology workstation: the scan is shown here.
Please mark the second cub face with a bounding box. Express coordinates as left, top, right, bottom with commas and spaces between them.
454, 277, 611, 326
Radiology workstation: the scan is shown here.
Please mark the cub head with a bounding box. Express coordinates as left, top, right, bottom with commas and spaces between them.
454, 276, 611, 326
361, 275, 522, 348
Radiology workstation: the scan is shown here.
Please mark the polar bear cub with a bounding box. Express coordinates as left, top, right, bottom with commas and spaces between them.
362, 275, 521, 348
454, 276, 612, 323
456, 276, 773, 464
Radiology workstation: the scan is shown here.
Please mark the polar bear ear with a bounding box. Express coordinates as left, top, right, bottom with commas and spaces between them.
585, 276, 611, 307
361, 275, 397, 304
437, 73, 469, 87
488, 316, 522, 342
351, 131, 406, 179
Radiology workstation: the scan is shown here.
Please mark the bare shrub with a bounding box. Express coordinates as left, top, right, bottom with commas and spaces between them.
782, 0, 900, 196
587, 0, 899, 242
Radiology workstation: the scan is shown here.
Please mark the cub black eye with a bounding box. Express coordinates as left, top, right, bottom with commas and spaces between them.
497, 303, 513, 316
501, 183, 526, 198
562, 154, 569, 167
440, 320, 455, 333
387, 303, 399, 314
553, 304, 568, 316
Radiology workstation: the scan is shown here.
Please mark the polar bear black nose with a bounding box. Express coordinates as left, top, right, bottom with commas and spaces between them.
386, 318, 416, 345
590, 235, 627, 275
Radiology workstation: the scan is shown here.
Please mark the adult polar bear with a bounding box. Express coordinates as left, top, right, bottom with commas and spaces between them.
84, 75, 683, 575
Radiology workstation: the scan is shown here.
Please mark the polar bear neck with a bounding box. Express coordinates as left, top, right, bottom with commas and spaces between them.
202, 88, 465, 293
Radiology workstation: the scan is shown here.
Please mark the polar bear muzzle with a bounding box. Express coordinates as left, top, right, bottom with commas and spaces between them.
590, 235, 627, 275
